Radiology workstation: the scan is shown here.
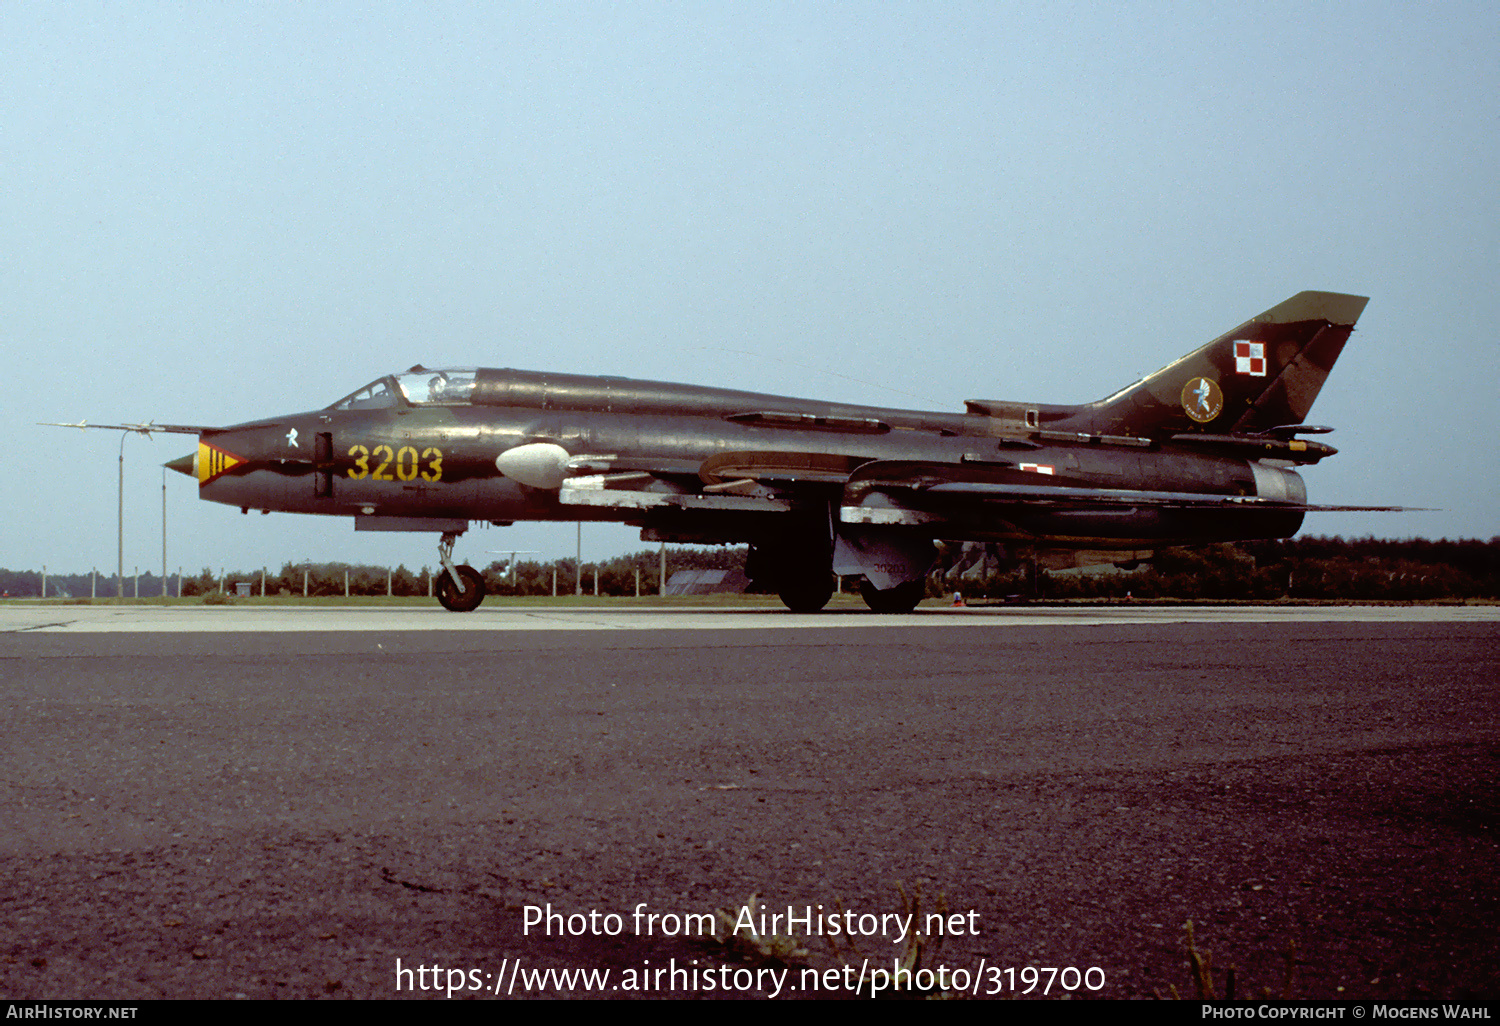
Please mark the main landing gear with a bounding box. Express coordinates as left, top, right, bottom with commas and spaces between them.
778, 566, 835, 614
752, 517, 933, 614
748, 531, 835, 614
435, 530, 485, 612
857, 578, 925, 614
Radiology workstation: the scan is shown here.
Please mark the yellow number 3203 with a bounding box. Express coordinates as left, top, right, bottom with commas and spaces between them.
347, 444, 443, 482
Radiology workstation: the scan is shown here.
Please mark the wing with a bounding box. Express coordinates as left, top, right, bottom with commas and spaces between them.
838, 459, 1424, 527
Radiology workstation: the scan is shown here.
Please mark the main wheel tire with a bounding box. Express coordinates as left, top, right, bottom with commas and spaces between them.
858, 578, 925, 614
436, 564, 485, 612
777, 572, 834, 613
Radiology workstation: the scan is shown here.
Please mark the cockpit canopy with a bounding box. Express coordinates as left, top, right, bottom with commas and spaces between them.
396, 368, 478, 405
329, 368, 478, 411
328, 378, 398, 411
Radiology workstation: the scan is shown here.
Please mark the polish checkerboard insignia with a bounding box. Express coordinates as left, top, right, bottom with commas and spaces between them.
1234, 340, 1266, 376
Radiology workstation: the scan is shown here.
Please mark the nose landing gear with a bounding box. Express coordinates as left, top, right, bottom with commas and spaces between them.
436, 530, 485, 612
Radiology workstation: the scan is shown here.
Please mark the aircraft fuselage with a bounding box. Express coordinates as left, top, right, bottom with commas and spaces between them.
135, 290, 1382, 611
191, 367, 1303, 550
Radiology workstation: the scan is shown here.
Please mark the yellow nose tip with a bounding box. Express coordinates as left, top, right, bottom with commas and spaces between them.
195, 441, 245, 484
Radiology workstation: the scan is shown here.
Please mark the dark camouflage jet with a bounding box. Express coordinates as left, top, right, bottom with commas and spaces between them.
54, 291, 1402, 612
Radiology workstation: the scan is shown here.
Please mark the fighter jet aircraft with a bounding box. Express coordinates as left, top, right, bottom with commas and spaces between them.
53, 290, 1403, 613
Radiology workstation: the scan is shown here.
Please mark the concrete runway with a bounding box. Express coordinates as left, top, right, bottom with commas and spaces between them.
4, 601, 1498, 632
1, 604, 1496, 999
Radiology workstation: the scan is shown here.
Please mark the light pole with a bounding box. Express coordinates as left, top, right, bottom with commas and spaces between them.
112, 427, 163, 598
37, 420, 165, 599
118, 432, 129, 598
161, 467, 168, 597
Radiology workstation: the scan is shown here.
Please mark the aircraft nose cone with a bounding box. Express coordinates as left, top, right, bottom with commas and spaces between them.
165, 452, 197, 478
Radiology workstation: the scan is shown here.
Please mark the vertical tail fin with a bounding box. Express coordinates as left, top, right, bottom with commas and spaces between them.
1081, 291, 1369, 438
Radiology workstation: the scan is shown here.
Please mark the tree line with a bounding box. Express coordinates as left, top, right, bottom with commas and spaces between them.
950, 536, 1500, 601
0, 546, 746, 599
3, 536, 1496, 601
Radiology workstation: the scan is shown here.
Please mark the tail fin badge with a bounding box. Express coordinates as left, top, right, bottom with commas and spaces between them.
197, 440, 244, 485
1234, 340, 1267, 376
1181, 377, 1224, 424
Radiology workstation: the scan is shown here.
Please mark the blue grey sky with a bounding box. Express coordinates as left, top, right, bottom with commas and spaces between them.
5, 2, 1496, 577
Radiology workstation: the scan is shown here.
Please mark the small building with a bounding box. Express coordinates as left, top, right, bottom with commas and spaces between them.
663, 569, 749, 596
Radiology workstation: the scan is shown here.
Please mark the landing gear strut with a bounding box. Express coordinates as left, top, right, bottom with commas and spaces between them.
435, 531, 485, 612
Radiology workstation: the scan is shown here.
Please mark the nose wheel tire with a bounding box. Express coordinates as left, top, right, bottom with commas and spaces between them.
436, 564, 485, 612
